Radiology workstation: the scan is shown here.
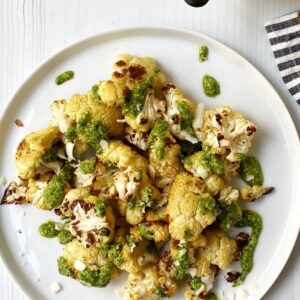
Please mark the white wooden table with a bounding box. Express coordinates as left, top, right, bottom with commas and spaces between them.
0, 0, 299, 299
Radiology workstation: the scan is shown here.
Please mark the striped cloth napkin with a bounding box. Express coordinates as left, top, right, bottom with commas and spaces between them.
265, 11, 300, 104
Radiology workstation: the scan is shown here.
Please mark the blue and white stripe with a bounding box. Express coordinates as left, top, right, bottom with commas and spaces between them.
265, 11, 300, 104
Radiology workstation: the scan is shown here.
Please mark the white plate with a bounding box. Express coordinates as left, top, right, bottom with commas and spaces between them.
0, 27, 299, 300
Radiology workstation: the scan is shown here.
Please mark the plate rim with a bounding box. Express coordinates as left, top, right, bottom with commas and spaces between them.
0, 25, 299, 300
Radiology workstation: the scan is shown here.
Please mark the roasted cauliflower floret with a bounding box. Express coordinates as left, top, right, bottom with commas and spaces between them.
60, 188, 115, 246
240, 185, 274, 202
164, 85, 198, 144
149, 142, 182, 181
50, 99, 71, 133
124, 126, 148, 151
98, 140, 148, 171
59, 239, 117, 287
183, 152, 212, 179
199, 106, 257, 162
204, 174, 225, 196
1, 177, 28, 205
25, 173, 54, 209
168, 173, 219, 241
123, 266, 177, 300
16, 126, 61, 179
130, 221, 170, 243
64, 94, 124, 137
200, 228, 237, 270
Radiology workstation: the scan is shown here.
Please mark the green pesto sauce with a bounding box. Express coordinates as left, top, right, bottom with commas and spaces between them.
190, 276, 203, 291
55, 70, 74, 85
171, 250, 189, 280
155, 287, 167, 297
39, 220, 58, 238
203, 75, 220, 98
199, 45, 209, 62
198, 196, 219, 216
42, 143, 60, 163
177, 101, 196, 137
184, 227, 192, 240
233, 210, 263, 287
77, 113, 109, 152
125, 234, 137, 248
80, 157, 96, 174
99, 228, 110, 236
122, 76, 153, 117
139, 223, 154, 240
95, 196, 107, 217
217, 201, 242, 231
43, 163, 73, 209
89, 85, 101, 104
206, 293, 219, 300
58, 229, 73, 245
146, 119, 169, 160
201, 147, 224, 175
64, 126, 77, 142
108, 243, 124, 266
78, 262, 112, 287
239, 156, 264, 186
57, 256, 72, 277
100, 243, 111, 258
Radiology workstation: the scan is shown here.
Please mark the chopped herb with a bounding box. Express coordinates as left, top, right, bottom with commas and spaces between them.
122, 76, 153, 117
203, 75, 220, 97
55, 70, 74, 85
239, 156, 264, 186
80, 157, 96, 174
125, 234, 137, 249
171, 249, 189, 280
233, 210, 263, 286
146, 119, 169, 160
199, 45, 209, 62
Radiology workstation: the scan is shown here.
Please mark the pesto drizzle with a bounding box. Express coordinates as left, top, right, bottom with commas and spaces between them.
239, 155, 264, 186
233, 210, 263, 286
55, 71, 74, 85
202, 74, 220, 97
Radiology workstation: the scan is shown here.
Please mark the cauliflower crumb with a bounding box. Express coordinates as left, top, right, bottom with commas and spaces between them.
50, 281, 62, 294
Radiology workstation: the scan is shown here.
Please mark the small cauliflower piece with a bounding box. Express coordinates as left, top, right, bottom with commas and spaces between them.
240, 185, 274, 202
168, 173, 219, 241
64, 94, 124, 137
200, 228, 237, 270
199, 106, 257, 162
16, 126, 61, 179
124, 126, 148, 151
149, 142, 182, 180
204, 174, 225, 196
131, 221, 170, 243
50, 100, 71, 133
164, 85, 198, 144
123, 266, 177, 300
183, 152, 212, 179
1, 177, 28, 205
98, 140, 148, 171
26, 173, 54, 209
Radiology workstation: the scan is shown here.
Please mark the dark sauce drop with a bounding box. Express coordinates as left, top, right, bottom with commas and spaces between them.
184, 0, 209, 7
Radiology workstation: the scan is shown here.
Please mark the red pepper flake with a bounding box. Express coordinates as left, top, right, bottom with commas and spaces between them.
15, 119, 24, 127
